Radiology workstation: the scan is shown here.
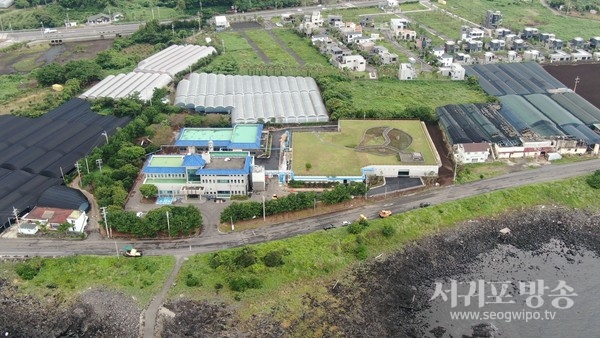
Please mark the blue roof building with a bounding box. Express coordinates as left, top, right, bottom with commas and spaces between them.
174, 124, 264, 151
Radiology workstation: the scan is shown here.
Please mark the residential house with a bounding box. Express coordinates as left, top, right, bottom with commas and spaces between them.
396, 29, 417, 40
539, 33, 556, 42
449, 63, 466, 80
356, 38, 375, 51
342, 31, 363, 44
504, 34, 517, 44
488, 39, 505, 51
398, 63, 417, 80
22, 206, 88, 233
571, 49, 592, 61
438, 53, 453, 67
445, 40, 457, 54
310, 11, 324, 27
506, 50, 519, 63
415, 36, 431, 49
432, 47, 445, 57
461, 26, 485, 41
332, 54, 366, 71
521, 27, 538, 40
327, 15, 343, 26
523, 49, 543, 61
547, 38, 563, 51
594, 52, 600, 61
311, 34, 331, 45
570, 37, 585, 49
454, 52, 472, 65
465, 40, 483, 53
373, 46, 398, 64
590, 37, 600, 50
87, 13, 111, 24
512, 38, 526, 51
549, 50, 571, 63
494, 27, 512, 38
483, 10, 502, 29
387, 0, 399, 7
454, 143, 491, 163
482, 51, 496, 64
360, 15, 375, 28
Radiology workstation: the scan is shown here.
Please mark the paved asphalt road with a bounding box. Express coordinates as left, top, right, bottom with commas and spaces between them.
1, 159, 599, 257
4, 0, 384, 42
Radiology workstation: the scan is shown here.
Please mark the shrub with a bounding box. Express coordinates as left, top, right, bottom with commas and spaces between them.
382, 225, 396, 238
359, 218, 370, 227
263, 250, 285, 267
15, 260, 43, 280
354, 244, 368, 260
185, 273, 201, 287
228, 276, 263, 292
347, 223, 364, 234
234, 247, 258, 268
587, 170, 600, 189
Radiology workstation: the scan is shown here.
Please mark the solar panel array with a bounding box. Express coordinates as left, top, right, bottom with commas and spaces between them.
0, 98, 130, 228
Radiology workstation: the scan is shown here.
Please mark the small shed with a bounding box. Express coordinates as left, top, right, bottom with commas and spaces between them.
546, 152, 562, 161
18, 222, 39, 235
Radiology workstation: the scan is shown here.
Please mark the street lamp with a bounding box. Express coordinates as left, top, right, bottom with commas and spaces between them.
41, 21, 45, 36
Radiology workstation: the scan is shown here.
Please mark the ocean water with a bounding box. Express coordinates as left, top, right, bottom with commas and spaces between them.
424, 240, 600, 338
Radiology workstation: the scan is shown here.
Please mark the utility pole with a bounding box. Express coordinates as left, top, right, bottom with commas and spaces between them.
262, 195, 266, 221
41, 21, 44, 36
573, 76, 580, 93
96, 159, 103, 172
12, 207, 19, 232
102, 131, 108, 144
230, 216, 234, 231
74, 162, 81, 182
114, 239, 120, 258
85, 158, 90, 174
101, 207, 110, 238
171, 23, 175, 36
59, 167, 66, 184
166, 211, 171, 239
453, 158, 458, 183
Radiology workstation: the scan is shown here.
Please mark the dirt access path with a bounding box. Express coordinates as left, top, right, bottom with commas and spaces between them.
142, 255, 187, 338
238, 31, 271, 63
266, 29, 305, 66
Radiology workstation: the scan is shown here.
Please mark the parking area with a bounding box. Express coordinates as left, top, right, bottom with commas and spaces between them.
367, 177, 423, 197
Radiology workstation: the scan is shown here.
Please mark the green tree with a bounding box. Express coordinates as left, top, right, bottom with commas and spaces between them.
305, 162, 312, 171
57, 222, 72, 234
140, 184, 158, 198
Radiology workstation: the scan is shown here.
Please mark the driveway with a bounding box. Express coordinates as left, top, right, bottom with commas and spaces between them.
368, 177, 423, 197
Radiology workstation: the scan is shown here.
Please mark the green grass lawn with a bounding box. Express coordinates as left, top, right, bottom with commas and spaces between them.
0, 74, 29, 105
170, 175, 600, 319
399, 1, 428, 12
271, 29, 331, 66
346, 78, 489, 114
0, 255, 174, 307
245, 29, 299, 65
292, 119, 437, 176
405, 10, 465, 41
438, 0, 600, 39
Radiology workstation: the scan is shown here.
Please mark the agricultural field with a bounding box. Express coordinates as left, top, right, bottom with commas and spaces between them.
245, 29, 299, 65
320, 6, 384, 23
345, 79, 489, 115
437, 0, 600, 39
219, 31, 263, 64
404, 10, 466, 41
399, 1, 429, 12
271, 29, 330, 66
291, 119, 437, 176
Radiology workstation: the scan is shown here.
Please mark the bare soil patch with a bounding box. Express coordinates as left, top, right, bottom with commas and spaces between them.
543, 63, 600, 109
0, 39, 114, 75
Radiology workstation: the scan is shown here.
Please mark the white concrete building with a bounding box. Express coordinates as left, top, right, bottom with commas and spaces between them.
214, 16, 229, 30
450, 63, 465, 80
22, 207, 88, 233
17, 223, 39, 235
454, 143, 490, 163
398, 63, 417, 80
310, 11, 324, 26
333, 55, 366, 71
438, 53, 454, 67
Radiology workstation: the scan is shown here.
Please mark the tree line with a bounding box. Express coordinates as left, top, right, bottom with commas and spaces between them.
220, 182, 367, 223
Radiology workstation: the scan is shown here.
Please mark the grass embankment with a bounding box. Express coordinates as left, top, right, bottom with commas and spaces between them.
404, 10, 465, 41
0, 255, 174, 307
171, 176, 600, 319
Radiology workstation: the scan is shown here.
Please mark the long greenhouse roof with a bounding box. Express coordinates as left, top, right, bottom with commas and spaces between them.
80, 72, 173, 101
134, 44, 217, 79
174, 73, 329, 124
465, 62, 566, 96
0, 98, 130, 226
